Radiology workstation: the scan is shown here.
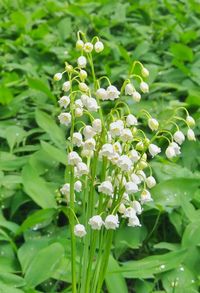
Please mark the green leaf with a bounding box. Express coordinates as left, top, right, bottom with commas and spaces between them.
28, 77, 56, 102
170, 43, 194, 62
41, 141, 67, 165
35, 109, 65, 148
0, 272, 26, 287
119, 250, 186, 279
106, 255, 128, 293
5, 126, 26, 151
24, 243, 65, 287
22, 164, 57, 208
17, 208, 56, 235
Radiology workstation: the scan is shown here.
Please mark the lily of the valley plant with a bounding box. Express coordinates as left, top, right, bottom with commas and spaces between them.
54, 31, 196, 293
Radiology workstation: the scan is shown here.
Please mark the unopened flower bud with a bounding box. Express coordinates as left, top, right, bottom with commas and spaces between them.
140, 81, 149, 93
146, 176, 156, 188
54, 72, 62, 81
186, 115, 195, 127
77, 56, 87, 68
173, 131, 185, 145
141, 67, 149, 78
148, 118, 159, 131
62, 81, 71, 92
76, 39, 84, 50
94, 41, 104, 53
80, 69, 87, 80
125, 83, 135, 95
187, 129, 196, 141
79, 82, 88, 92
132, 91, 141, 102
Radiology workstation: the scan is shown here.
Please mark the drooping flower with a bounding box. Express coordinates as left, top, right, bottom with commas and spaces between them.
88, 215, 104, 230
58, 113, 71, 126
98, 181, 113, 196
105, 214, 119, 230
74, 224, 87, 237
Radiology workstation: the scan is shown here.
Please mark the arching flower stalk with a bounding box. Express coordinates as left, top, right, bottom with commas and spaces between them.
54, 31, 196, 293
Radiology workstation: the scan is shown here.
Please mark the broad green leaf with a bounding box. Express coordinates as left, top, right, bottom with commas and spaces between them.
5, 126, 26, 151
106, 255, 128, 293
17, 208, 56, 235
0, 272, 26, 287
170, 43, 194, 62
22, 164, 57, 208
28, 77, 56, 102
119, 250, 186, 279
41, 141, 67, 165
35, 109, 65, 147
24, 243, 65, 287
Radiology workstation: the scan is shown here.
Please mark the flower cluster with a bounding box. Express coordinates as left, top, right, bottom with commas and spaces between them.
54, 32, 196, 238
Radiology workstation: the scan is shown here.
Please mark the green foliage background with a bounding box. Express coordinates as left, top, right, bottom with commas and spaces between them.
0, 0, 200, 292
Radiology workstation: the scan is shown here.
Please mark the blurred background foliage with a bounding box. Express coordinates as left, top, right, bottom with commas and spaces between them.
0, 0, 200, 292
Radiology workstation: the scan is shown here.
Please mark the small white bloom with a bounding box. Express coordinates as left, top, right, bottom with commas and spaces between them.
126, 114, 138, 126
74, 224, 86, 238
129, 149, 140, 163
125, 182, 138, 194
79, 82, 88, 92
165, 146, 176, 159
187, 129, 196, 141
136, 141, 145, 151
148, 118, 159, 131
83, 125, 96, 139
118, 203, 126, 214
74, 180, 82, 192
76, 162, 89, 177
92, 119, 102, 133
105, 214, 119, 230
146, 176, 156, 189
76, 40, 84, 50
62, 81, 71, 92
122, 192, 130, 204
85, 97, 99, 112
148, 144, 161, 157
60, 183, 70, 195
75, 99, 83, 108
84, 42, 93, 53
109, 120, 124, 137
125, 83, 135, 95
117, 155, 133, 171
120, 128, 133, 142
131, 200, 142, 214
81, 149, 94, 158
140, 81, 149, 93
94, 41, 104, 53
130, 173, 141, 184
113, 142, 122, 154
98, 181, 113, 196
68, 151, 82, 165
186, 115, 195, 127
123, 207, 136, 219
173, 131, 185, 145
72, 132, 83, 147
88, 215, 104, 230
80, 69, 87, 80
128, 215, 141, 227
141, 67, 149, 78
54, 72, 62, 81
96, 88, 108, 100
170, 142, 181, 155
77, 56, 87, 68
58, 96, 70, 109
132, 91, 141, 102
75, 108, 83, 117
83, 138, 96, 151
58, 113, 71, 126
80, 94, 89, 106
140, 189, 153, 204
137, 170, 146, 181
100, 144, 114, 158
107, 85, 120, 100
